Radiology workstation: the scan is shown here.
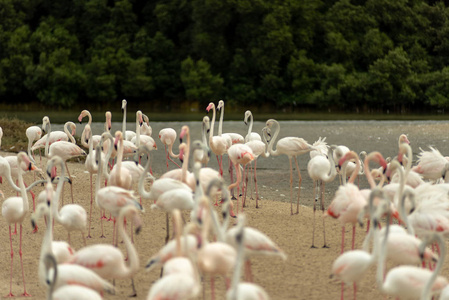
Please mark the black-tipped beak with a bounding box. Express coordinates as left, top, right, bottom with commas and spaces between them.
114, 145, 117, 151
135, 226, 141, 234
31, 219, 36, 228
68, 178, 72, 185
28, 163, 33, 171
179, 138, 182, 144
244, 121, 248, 125
180, 158, 184, 163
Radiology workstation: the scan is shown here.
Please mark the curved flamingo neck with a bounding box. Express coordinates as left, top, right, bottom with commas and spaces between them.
115, 134, 125, 185
18, 158, 29, 213
323, 148, 337, 182
247, 113, 254, 138
64, 122, 76, 144
135, 114, 141, 148
118, 208, 139, 276
137, 147, 153, 199
421, 234, 445, 299
181, 131, 190, 184
267, 120, 281, 156
364, 153, 378, 188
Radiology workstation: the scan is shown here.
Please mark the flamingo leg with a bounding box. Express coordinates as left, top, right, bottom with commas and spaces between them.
254, 160, 261, 207
19, 225, 31, 297
293, 156, 302, 215
210, 276, 215, 300
288, 156, 294, 215
129, 278, 137, 297
229, 159, 236, 199
242, 164, 248, 208
245, 259, 253, 283
87, 173, 93, 238
6, 225, 14, 297
100, 209, 106, 238
321, 181, 329, 248
351, 225, 356, 250
235, 163, 242, 214
311, 180, 318, 248
165, 213, 170, 244
164, 145, 169, 171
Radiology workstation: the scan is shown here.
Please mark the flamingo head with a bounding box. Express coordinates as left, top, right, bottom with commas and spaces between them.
42, 116, 50, 134
137, 110, 143, 126
338, 151, 357, 170
105, 111, 112, 131
121, 99, 127, 111
179, 143, 186, 163
78, 110, 89, 123
244, 110, 251, 125
399, 134, 410, 145
217, 100, 224, 110
18, 152, 37, 171
206, 102, 214, 112
114, 131, 122, 150
179, 126, 189, 143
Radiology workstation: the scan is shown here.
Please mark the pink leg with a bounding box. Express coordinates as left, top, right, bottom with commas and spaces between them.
6, 226, 14, 297
293, 156, 302, 214
210, 276, 215, 300
164, 145, 169, 171
87, 174, 93, 238
229, 160, 236, 199
254, 160, 261, 207
288, 157, 294, 215
19, 225, 31, 296
353, 282, 357, 300
100, 210, 106, 238
217, 155, 223, 177
341, 281, 344, 300
242, 164, 247, 209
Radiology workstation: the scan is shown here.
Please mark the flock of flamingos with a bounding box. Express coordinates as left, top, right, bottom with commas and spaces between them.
2, 99, 449, 299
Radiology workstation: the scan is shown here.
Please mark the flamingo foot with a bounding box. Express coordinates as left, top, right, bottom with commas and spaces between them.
107, 217, 113, 221
214, 202, 219, 207
128, 292, 137, 297
323, 244, 330, 248
311, 245, 317, 249
21, 292, 32, 297
86, 234, 92, 239
100, 234, 106, 238
32, 226, 38, 233
5, 293, 14, 297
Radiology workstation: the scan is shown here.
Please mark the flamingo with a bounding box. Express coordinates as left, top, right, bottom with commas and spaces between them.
26, 125, 42, 163
49, 284, 102, 300
263, 119, 315, 215
227, 143, 254, 214
412, 146, 449, 181
226, 214, 270, 300
376, 214, 448, 298
326, 151, 366, 253
47, 156, 87, 247
243, 137, 269, 208
43, 116, 86, 204
197, 195, 237, 300
243, 110, 261, 142
159, 127, 181, 170
307, 145, 337, 248
69, 205, 142, 297
331, 188, 387, 300
131, 110, 157, 166
43, 253, 115, 296
2, 152, 36, 297
206, 101, 228, 177
78, 109, 102, 148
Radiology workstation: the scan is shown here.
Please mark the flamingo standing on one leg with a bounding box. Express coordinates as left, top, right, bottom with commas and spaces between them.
2, 152, 36, 297
263, 119, 316, 215
26, 125, 42, 163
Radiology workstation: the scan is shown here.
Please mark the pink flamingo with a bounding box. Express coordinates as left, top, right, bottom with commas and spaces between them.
78, 109, 102, 148
194, 116, 211, 166
206, 101, 228, 177
326, 151, 366, 253
226, 214, 270, 300
47, 156, 87, 247
69, 205, 142, 297
197, 195, 237, 300
263, 119, 316, 215
159, 127, 180, 170
243, 110, 261, 142
32, 120, 77, 153
141, 113, 152, 136
43, 253, 115, 296
121, 99, 136, 141
412, 146, 449, 181
307, 145, 337, 248
43, 116, 86, 204
227, 143, 254, 214
331, 188, 386, 300
131, 110, 157, 167
377, 217, 448, 298
2, 152, 36, 297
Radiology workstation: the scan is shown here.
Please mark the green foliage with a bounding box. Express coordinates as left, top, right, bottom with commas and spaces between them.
1, 0, 449, 111
0, 117, 34, 152
180, 56, 223, 106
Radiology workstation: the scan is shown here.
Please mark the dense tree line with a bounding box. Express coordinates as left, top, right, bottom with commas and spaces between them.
1, 0, 449, 113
